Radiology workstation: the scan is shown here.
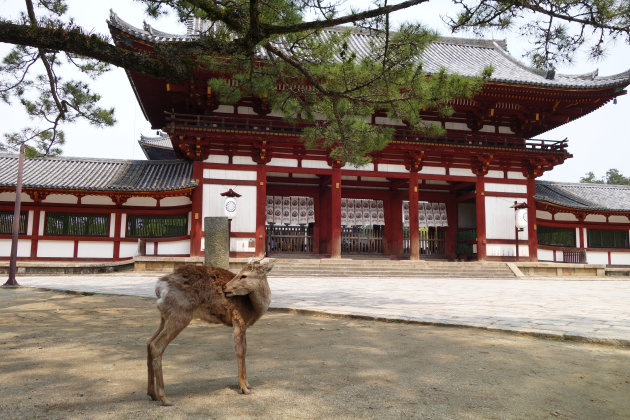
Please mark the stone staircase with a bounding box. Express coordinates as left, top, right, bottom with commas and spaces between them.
268, 257, 516, 278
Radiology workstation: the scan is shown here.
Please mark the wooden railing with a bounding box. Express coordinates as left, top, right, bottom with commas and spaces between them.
403, 227, 446, 257
342, 226, 384, 254
562, 247, 587, 263
165, 112, 569, 153
266, 225, 313, 254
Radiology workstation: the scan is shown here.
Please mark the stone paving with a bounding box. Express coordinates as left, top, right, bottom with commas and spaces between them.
13, 273, 630, 344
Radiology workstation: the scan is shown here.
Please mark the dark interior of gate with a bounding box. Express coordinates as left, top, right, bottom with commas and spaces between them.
265, 178, 479, 260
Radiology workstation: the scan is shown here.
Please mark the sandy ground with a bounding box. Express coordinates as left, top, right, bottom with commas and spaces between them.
1, 288, 629, 420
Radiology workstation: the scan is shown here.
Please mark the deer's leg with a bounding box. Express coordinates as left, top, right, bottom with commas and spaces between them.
233, 321, 250, 394
150, 314, 191, 406
147, 317, 165, 400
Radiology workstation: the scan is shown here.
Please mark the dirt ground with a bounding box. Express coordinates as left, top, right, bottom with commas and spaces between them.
0, 288, 629, 420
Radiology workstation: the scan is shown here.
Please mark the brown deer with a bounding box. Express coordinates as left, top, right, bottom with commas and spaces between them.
147, 258, 275, 406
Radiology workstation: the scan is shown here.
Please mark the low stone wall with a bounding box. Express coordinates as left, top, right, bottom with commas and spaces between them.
516, 262, 606, 277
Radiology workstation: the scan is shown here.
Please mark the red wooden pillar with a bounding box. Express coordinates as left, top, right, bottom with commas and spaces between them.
445, 195, 457, 260
331, 165, 342, 258
475, 176, 487, 260
29, 210, 40, 259
526, 178, 538, 261
408, 171, 420, 260
255, 164, 267, 257
190, 161, 204, 257
386, 189, 403, 256
113, 211, 122, 260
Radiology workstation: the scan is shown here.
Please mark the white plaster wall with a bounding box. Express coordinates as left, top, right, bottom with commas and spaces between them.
480, 125, 495, 133
611, 252, 630, 265
584, 214, 606, 223
82, 196, 114, 205
205, 154, 230, 164
301, 159, 330, 170
0, 192, 33, 203
233, 156, 255, 165
145, 242, 155, 255
124, 197, 158, 207
160, 196, 192, 207
293, 173, 318, 179
109, 213, 116, 237
341, 176, 357, 181
420, 166, 446, 175
507, 171, 526, 180
555, 213, 578, 222
498, 126, 514, 134
362, 177, 388, 182
0, 239, 31, 257
203, 168, 257, 180
485, 170, 504, 179
445, 122, 470, 131
485, 183, 527, 194
343, 163, 374, 171
458, 202, 476, 229
449, 168, 474, 177
38, 240, 74, 258
119, 242, 138, 258
379, 164, 407, 173
42, 194, 77, 204
237, 106, 257, 115
215, 105, 233, 113
231, 237, 255, 253
487, 244, 529, 257
120, 214, 126, 238
485, 196, 527, 240
268, 158, 298, 167
556, 249, 564, 262
157, 240, 190, 255
576, 228, 582, 248
586, 251, 608, 264
374, 116, 405, 126
202, 184, 256, 233
536, 210, 552, 220
27, 210, 34, 235
609, 215, 630, 223
77, 241, 113, 259
38, 211, 45, 236
538, 248, 554, 262
267, 172, 289, 178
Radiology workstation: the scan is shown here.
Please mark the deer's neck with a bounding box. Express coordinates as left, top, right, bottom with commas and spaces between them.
248, 279, 271, 316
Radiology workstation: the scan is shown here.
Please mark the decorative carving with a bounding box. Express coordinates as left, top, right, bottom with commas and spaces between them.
466, 112, 484, 132
326, 156, 344, 169
252, 96, 271, 116
404, 151, 424, 172
112, 195, 129, 206
252, 140, 272, 164
471, 154, 493, 176
26, 190, 49, 203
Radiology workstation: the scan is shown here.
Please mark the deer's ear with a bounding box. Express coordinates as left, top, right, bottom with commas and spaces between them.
262, 259, 276, 273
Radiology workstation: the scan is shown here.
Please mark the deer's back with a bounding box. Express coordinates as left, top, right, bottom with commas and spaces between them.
155, 264, 257, 326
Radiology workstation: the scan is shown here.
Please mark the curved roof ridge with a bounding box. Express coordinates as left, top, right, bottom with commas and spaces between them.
490, 40, 547, 78
0, 152, 179, 165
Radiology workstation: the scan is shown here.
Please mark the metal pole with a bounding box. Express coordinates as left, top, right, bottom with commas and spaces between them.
4, 144, 25, 287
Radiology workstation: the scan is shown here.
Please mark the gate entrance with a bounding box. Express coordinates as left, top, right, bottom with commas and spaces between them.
266, 224, 313, 254
341, 198, 385, 255
265, 195, 315, 255
342, 225, 384, 254
403, 201, 448, 258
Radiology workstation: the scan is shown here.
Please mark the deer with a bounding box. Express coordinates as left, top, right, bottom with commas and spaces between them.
146, 257, 275, 406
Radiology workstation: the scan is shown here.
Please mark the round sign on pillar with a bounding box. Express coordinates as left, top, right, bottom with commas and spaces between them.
224, 197, 238, 219
515, 208, 528, 230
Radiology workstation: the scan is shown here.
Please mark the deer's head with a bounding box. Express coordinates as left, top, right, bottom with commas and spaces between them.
223, 258, 276, 297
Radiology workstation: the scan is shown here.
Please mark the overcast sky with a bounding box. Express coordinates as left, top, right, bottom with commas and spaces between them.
1, 0, 629, 183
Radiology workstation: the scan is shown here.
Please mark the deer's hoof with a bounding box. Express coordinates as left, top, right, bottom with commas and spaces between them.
160, 399, 173, 406
148, 392, 158, 401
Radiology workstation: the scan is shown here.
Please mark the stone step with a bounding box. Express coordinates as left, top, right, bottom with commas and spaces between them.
268, 259, 515, 278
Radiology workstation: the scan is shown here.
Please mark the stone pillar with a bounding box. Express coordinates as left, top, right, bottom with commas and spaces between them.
408, 171, 420, 260
204, 217, 229, 269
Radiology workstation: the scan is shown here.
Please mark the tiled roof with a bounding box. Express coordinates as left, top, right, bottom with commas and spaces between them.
108, 11, 630, 90
139, 132, 174, 149
0, 154, 196, 192
536, 180, 630, 212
